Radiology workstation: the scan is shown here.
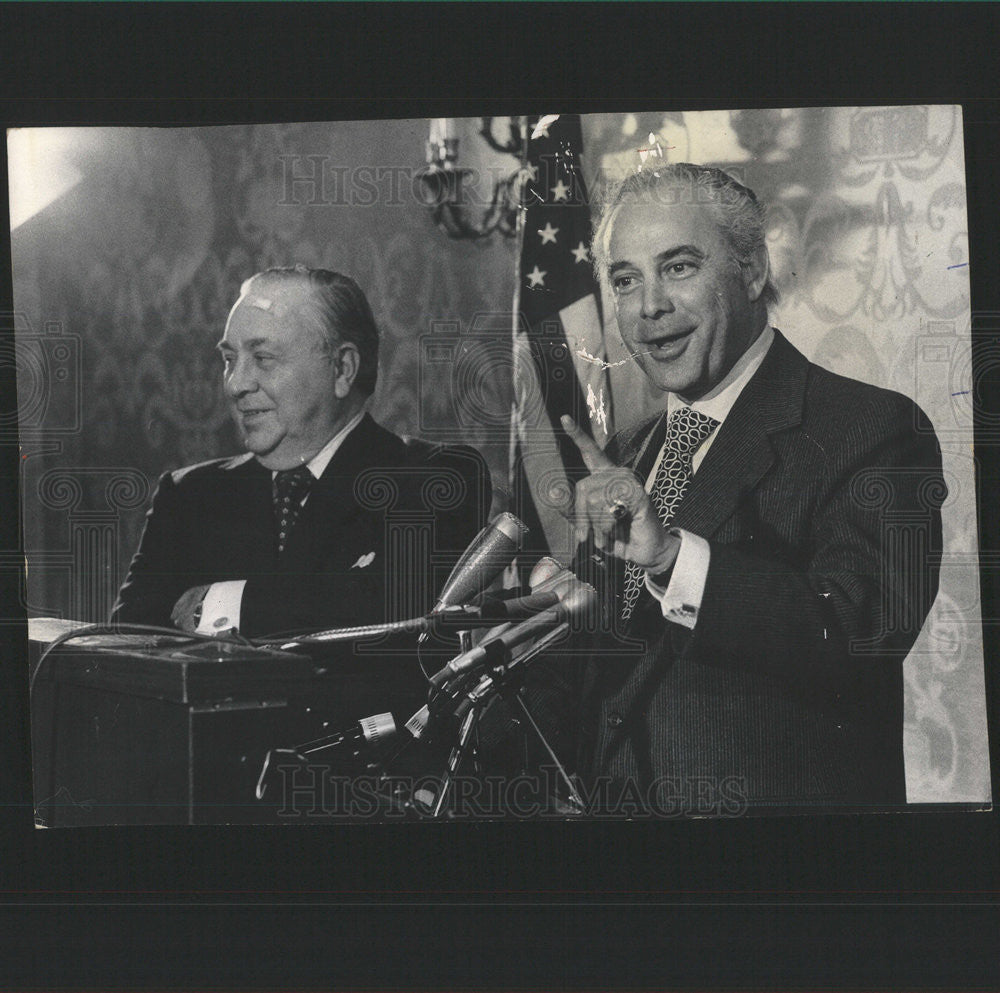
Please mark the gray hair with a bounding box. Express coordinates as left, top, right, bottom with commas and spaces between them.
241, 264, 379, 396
591, 163, 779, 310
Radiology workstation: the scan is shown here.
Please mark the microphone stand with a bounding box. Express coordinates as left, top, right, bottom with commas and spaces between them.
430, 688, 487, 818
422, 621, 585, 817
252, 590, 589, 817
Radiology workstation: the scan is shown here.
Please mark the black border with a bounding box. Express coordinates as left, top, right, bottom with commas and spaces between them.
2, 3, 999, 988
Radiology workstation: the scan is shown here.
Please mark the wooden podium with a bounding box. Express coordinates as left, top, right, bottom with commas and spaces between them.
29, 619, 429, 826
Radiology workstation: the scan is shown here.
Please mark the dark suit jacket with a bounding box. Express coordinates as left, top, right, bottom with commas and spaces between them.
111, 414, 492, 640
574, 330, 944, 812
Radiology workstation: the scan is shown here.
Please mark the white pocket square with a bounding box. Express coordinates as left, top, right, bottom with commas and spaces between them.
351, 552, 376, 569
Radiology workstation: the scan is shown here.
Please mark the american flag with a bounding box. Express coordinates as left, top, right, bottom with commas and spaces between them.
509, 113, 613, 567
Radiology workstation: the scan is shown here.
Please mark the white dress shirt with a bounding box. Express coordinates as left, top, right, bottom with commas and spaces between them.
195, 410, 367, 635
644, 326, 775, 629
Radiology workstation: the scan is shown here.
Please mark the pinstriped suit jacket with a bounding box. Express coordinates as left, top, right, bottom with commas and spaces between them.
575, 330, 945, 812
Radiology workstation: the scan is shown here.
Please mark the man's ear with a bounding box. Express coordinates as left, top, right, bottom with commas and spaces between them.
743, 244, 770, 303
332, 343, 361, 398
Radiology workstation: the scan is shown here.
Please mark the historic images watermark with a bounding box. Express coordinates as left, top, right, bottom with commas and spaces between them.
264, 762, 749, 820
277, 154, 751, 212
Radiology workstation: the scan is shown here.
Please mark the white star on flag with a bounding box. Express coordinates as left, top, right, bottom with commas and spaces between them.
531, 114, 559, 140
551, 179, 569, 202
571, 241, 589, 264
538, 222, 559, 245
526, 265, 547, 287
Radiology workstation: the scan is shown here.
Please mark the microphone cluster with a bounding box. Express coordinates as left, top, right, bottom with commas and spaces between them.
260, 515, 597, 775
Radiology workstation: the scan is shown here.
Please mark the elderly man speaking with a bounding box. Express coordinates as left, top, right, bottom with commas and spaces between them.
561, 164, 944, 813
112, 265, 490, 640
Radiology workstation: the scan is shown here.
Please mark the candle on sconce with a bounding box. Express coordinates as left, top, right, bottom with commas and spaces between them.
428, 118, 457, 168
418, 114, 523, 240
429, 118, 453, 146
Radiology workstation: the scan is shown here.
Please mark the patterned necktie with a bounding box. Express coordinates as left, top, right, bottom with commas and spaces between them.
273, 464, 315, 555
620, 406, 719, 622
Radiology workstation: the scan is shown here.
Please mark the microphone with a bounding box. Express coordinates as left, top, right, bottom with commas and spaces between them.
448, 562, 578, 629
401, 576, 590, 740
529, 562, 579, 597
430, 512, 529, 614
465, 588, 562, 621
293, 712, 398, 756
268, 592, 561, 649
255, 712, 397, 800
528, 556, 565, 589
428, 577, 597, 690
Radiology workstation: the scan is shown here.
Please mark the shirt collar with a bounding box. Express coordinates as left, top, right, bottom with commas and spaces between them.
269, 409, 367, 481
667, 325, 775, 426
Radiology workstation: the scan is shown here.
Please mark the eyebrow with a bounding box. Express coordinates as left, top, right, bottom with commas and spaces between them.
216, 337, 272, 353
607, 244, 708, 277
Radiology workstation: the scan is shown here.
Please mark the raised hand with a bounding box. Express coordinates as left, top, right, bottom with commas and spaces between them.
560, 415, 680, 574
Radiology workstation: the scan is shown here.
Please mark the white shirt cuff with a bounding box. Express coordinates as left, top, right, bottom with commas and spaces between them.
644, 528, 711, 630
195, 580, 247, 634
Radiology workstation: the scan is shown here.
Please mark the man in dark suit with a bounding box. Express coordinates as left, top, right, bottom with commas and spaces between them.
561, 164, 944, 813
112, 265, 491, 641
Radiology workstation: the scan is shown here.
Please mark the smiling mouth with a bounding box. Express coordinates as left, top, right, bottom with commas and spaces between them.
640, 328, 695, 353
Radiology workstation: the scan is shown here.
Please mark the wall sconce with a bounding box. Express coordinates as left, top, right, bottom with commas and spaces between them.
418, 116, 526, 240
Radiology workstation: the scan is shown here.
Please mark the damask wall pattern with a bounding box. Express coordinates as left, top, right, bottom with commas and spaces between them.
11, 108, 988, 805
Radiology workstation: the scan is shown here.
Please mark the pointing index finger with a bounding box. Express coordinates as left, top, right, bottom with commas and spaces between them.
561, 415, 613, 473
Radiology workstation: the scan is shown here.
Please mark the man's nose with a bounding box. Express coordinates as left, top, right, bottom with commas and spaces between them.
641, 277, 674, 320
224, 357, 257, 397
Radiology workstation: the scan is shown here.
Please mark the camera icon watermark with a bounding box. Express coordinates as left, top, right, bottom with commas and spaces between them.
909, 314, 1000, 443
419, 314, 518, 443
0, 312, 82, 443
419, 311, 596, 445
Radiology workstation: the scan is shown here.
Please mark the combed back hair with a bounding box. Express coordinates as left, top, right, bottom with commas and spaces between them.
591, 163, 780, 310
241, 264, 380, 396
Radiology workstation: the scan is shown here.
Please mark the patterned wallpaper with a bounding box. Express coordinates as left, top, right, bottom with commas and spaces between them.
11, 108, 988, 805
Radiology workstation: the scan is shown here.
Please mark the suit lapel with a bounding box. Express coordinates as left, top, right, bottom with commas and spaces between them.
283, 414, 405, 561
629, 412, 670, 486
305, 417, 375, 523
627, 330, 809, 540
220, 455, 276, 571
669, 413, 775, 537
312, 413, 403, 500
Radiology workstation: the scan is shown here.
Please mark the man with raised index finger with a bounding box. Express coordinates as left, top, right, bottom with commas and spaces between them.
561, 163, 944, 814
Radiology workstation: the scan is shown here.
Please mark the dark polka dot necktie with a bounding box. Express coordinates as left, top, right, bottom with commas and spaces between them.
273, 464, 315, 555
620, 406, 719, 622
